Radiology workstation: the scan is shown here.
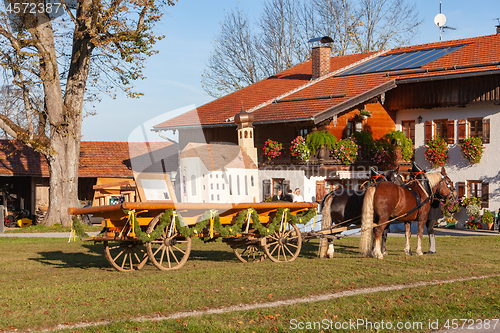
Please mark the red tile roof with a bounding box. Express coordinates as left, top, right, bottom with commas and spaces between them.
180, 143, 257, 171
154, 52, 377, 128
0, 140, 176, 178
154, 33, 500, 129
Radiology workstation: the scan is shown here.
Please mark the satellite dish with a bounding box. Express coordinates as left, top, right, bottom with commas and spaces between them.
434, 1, 455, 41
434, 13, 446, 27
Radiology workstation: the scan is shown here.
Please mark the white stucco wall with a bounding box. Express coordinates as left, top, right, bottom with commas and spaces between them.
397, 104, 500, 227
178, 157, 260, 204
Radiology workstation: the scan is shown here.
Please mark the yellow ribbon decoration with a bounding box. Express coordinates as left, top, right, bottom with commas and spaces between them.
128, 210, 136, 237
280, 208, 288, 232
68, 219, 76, 243
312, 210, 318, 230
210, 210, 215, 238
245, 208, 253, 233
169, 211, 177, 237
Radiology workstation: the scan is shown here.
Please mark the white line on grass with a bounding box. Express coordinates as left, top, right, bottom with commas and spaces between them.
34, 274, 499, 332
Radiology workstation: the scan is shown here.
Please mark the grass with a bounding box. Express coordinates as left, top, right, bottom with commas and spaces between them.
4, 223, 101, 233
0, 235, 499, 332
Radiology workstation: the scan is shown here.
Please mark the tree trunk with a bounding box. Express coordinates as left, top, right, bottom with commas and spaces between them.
44, 135, 80, 227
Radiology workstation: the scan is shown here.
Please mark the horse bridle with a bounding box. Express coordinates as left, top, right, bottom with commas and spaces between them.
437, 175, 456, 201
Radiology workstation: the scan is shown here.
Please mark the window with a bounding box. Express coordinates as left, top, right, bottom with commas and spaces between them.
245, 175, 248, 195
182, 176, 187, 196
459, 118, 490, 143
458, 180, 489, 208
190, 175, 197, 196
237, 175, 241, 195
300, 128, 308, 137
468, 118, 482, 138
426, 119, 454, 144
401, 120, 415, 143
251, 175, 254, 187
229, 175, 232, 195
434, 119, 447, 140
346, 121, 362, 138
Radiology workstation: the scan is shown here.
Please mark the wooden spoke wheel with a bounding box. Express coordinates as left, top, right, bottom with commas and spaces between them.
145, 214, 192, 271
103, 241, 148, 272
263, 224, 302, 262
233, 243, 266, 263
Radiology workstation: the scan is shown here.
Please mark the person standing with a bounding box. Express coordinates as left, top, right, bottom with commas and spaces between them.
271, 189, 283, 201
293, 188, 304, 202
284, 189, 294, 202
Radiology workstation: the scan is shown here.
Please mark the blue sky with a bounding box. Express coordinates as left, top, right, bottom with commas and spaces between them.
81, 0, 500, 142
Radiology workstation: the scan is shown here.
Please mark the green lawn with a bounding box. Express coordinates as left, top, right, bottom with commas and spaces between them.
0, 235, 499, 332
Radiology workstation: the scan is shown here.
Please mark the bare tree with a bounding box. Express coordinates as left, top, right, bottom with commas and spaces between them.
201, 8, 261, 98
202, 0, 421, 95
354, 0, 421, 52
256, 0, 310, 77
0, 0, 176, 226
313, 0, 361, 55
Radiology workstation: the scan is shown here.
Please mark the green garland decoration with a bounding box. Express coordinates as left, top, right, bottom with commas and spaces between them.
124, 207, 317, 241
250, 207, 317, 236
71, 217, 90, 239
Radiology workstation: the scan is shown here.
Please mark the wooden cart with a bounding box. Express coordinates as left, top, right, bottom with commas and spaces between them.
69, 202, 317, 272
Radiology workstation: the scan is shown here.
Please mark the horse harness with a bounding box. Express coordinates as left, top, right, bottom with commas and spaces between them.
399, 173, 453, 221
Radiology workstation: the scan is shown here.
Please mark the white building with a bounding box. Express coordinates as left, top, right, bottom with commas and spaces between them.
178, 109, 260, 204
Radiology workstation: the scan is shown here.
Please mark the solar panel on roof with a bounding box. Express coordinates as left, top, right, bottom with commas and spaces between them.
339, 45, 464, 76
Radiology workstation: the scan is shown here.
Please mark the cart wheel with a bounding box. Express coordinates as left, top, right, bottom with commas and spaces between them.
103, 241, 148, 272
263, 224, 302, 262
233, 244, 266, 263
145, 214, 191, 271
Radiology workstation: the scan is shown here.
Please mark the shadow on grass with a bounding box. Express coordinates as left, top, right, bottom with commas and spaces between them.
189, 248, 244, 263
29, 243, 111, 269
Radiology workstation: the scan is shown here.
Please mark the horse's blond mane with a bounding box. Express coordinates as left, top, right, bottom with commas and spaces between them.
427, 172, 443, 188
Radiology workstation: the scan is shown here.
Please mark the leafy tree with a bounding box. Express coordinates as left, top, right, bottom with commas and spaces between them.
0, 0, 176, 226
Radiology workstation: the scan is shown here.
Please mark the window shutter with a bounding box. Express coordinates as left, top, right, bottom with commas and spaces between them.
283, 180, 291, 195
482, 118, 490, 144
425, 121, 433, 143
482, 182, 489, 208
446, 120, 455, 144
457, 182, 465, 199
458, 119, 467, 143
263, 179, 271, 200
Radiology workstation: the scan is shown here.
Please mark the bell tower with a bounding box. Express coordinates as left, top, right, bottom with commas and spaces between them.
234, 105, 258, 164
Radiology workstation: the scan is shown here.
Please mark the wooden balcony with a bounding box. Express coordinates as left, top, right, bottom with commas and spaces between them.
258, 144, 414, 170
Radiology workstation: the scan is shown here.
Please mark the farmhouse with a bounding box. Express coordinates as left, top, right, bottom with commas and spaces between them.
154, 31, 500, 227
0, 140, 176, 224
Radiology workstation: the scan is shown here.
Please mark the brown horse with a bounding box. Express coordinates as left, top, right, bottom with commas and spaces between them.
320, 169, 405, 257
360, 167, 457, 259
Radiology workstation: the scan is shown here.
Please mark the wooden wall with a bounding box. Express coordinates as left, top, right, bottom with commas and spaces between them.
385, 74, 500, 111
324, 101, 396, 140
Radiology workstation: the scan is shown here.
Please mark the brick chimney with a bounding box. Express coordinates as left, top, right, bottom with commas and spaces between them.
311, 45, 330, 79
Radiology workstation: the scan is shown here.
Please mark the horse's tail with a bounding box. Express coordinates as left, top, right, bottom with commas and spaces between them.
360, 186, 376, 256
321, 193, 333, 227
